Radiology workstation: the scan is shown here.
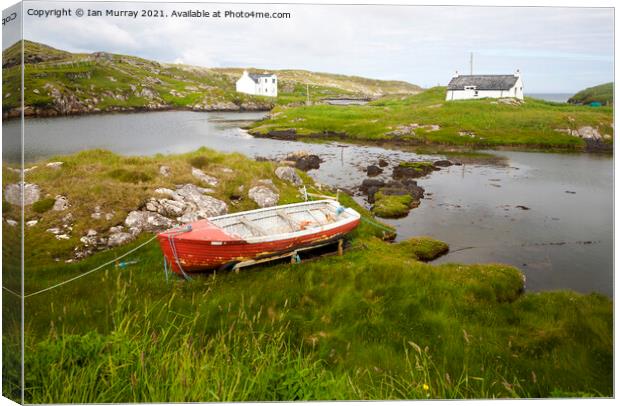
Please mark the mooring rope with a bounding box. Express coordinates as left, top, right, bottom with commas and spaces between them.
2, 234, 158, 300
166, 225, 193, 280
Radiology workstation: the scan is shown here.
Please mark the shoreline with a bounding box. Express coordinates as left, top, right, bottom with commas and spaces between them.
249, 128, 614, 154
1, 104, 273, 121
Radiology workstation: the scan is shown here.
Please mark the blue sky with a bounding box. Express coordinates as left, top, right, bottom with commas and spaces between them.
13, 1, 615, 93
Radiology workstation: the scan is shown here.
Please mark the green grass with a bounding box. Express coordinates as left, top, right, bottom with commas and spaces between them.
398, 237, 449, 261
250, 87, 613, 151
1, 148, 613, 402
568, 83, 613, 106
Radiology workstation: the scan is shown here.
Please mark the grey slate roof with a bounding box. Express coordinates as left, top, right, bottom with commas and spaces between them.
447, 75, 518, 91
248, 73, 275, 83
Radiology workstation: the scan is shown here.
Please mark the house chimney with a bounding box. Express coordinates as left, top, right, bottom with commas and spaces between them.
243, 70, 249, 76
453, 70, 459, 78
514, 69, 520, 77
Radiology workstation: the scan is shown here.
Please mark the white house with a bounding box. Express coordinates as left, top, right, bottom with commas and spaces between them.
446, 70, 523, 101
236, 70, 278, 97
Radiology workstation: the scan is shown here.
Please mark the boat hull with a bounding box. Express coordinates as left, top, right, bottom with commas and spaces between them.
157, 201, 360, 274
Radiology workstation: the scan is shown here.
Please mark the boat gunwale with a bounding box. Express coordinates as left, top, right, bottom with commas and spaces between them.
158, 200, 361, 245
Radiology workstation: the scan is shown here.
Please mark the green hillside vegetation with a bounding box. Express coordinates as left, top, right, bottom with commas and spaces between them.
2, 148, 613, 401
568, 82, 613, 106
250, 87, 613, 151
1, 41, 421, 117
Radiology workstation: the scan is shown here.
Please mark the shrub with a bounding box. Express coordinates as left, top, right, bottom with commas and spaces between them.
32, 197, 55, 213
188, 156, 209, 168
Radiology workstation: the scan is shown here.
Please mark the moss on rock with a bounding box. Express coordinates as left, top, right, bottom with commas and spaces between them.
372, 192, 414, 218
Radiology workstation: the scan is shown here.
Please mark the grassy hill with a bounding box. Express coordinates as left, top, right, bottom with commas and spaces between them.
1, 148, 613, 401
568, 82, 613, 106
1, 40, 421, 118
250, 86, 613, 151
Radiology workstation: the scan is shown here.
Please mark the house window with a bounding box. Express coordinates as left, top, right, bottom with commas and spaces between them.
474, 90, 479, 97
272, 78, 276, 84
464, 85, 477, 90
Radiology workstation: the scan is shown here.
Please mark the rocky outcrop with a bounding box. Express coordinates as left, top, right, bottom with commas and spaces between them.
555, 126, 609, 141
275, 166, 302, 186
392, 162, 439, 180
249, 180, 279, 208
285, 151, 322, 171
366, 165, 383, 176
107, 231, 134, 247
125, 210, 175, 233
148, 184, 228, 223
43, 83, 85, 115
387, 123, 440, 137
4, 183, 41, 206
46, 161, 64, 170
52, 195, 69, 211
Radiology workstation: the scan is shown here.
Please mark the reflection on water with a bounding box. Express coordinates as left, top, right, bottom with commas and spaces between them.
4, 111, 613, 296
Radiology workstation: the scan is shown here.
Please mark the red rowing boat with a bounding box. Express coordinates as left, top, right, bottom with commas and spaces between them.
157, 200, 360, 275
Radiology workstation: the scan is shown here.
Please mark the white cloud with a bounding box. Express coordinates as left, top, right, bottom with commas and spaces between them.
18, 1, 614, 92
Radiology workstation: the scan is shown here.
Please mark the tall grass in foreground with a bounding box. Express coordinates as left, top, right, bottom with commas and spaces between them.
23, 280, 528, 402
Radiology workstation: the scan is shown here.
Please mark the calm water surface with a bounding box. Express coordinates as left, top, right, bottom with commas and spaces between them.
4, 111, 613, 296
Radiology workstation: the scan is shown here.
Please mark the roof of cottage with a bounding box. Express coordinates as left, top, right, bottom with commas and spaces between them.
248, 73, 276, 83
447, 75, 519, 91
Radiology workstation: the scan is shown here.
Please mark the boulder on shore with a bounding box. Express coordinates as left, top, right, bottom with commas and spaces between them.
366, 165, 383, 176
286, 151, 321, 171
249, 180, 279, 208
275, 166, 303, 186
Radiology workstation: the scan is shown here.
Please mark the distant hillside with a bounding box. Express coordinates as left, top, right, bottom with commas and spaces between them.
1, 40, 422, 118
568, 82, 613, 106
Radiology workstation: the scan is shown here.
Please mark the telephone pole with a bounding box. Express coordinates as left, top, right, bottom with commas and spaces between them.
470, 52, 473, 75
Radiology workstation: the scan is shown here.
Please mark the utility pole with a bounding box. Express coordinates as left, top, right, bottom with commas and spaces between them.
470, 52, 473, 75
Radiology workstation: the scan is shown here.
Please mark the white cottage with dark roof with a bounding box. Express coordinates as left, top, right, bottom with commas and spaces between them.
236, 70, 278, 97
446, 70, 523, 101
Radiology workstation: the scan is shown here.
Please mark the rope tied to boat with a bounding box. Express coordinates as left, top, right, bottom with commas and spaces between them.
165, 224, 193, 280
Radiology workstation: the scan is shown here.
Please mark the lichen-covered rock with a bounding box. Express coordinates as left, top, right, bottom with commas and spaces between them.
53, 195, 69, 211
191, 167, 219, 186
5, 219, 18, 227
107, 232, 135, 247
275, 166, 302, 185
174, 184, 227, 218
145, 197, 186, 217
46, 161, 64, 170
159, 165, 171, 177
4, 182, 41, 206
249, 181, 279, 208
124, 210, 175, 233
574, 126, 602, 140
